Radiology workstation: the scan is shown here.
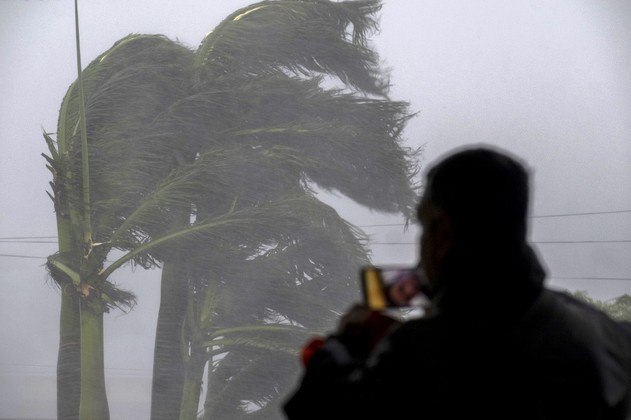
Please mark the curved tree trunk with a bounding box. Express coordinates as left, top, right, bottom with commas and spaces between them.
179, 350, 206, 420
151, 261, 188, 420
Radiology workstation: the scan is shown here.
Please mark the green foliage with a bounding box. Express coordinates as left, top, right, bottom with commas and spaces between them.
572, 291, 631, 322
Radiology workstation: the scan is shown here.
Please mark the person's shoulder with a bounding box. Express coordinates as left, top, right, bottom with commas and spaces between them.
535, 288, 631, 343
540, 290, 631, 413
543, 289, 625, 321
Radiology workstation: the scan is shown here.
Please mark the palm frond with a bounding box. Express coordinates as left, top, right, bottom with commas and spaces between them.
103, 193, 351, 277
56, 34, 195, 243
106, 144, 307, 248
196, 75, 420, 216
195, 0, 387, 95
204, 349, 297, 419
204, 324, 309, 355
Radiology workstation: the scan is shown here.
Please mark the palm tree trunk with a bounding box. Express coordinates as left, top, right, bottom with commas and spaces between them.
179, 351, 206, 420
151, 261, 188, 420
55, 209, 82, 420
58, 287, 81, 420
78, 303, 109, 420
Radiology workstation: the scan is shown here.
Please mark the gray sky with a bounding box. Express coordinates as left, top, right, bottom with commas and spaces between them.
1, 0, 630, 418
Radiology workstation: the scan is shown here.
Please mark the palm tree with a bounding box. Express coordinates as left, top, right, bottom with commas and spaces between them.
145, 1, 420, 418
45, 28, 198, 419
45, 1, 419, 419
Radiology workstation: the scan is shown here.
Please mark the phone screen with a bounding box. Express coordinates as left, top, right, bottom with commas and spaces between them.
360, 266, 427, 310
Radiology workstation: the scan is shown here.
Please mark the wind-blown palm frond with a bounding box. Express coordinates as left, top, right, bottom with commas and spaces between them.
177, 192, 370, 419
81, 36, 195, 239
107, 144, 307, 249
218, 75, 421, 216
204, 349, 300, 420
186, 201, 369, 321
195, 0, 386, 95
204, 324, 310, 354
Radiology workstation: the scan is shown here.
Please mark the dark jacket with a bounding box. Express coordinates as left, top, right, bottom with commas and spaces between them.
283, 250, 631, 419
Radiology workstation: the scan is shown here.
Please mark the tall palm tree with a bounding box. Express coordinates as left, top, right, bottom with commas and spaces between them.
44, 28, 209, 418
145, 1, 420, 419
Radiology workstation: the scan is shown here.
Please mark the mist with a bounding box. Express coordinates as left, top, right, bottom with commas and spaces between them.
1, 1, 630, 418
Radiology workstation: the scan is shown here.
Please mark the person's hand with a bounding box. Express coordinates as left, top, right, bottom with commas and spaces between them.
338, 304, 373, 334
335, 304, 401, 360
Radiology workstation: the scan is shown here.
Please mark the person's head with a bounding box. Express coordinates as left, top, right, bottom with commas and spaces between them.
417, 145, 531, 286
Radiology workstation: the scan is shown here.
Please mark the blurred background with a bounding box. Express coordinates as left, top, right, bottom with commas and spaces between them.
1, 0, 630, 418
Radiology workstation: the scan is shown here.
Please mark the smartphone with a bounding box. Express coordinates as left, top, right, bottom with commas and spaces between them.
360, 265, 429, 310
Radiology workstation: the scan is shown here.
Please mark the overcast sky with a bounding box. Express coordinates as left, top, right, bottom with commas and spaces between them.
1, 0, 630, 418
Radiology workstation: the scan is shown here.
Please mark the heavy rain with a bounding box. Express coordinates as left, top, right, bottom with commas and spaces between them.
1, 1, 630, 419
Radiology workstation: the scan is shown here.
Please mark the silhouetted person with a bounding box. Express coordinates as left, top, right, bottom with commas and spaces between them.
283, 145, 631, 419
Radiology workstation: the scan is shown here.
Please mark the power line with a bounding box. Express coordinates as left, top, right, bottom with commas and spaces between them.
550, 277, 631, 282
358, 209, 631, 228
2, 239, 631, 260
0, 362, 151, 373
0, 240, 58, 244
370, 240, 631, 245
0, 236, 57, 240
1, 210, 629, 239
1, 255, 628, 282
359, 223, 412, 228
536, 240, 631, 244
532, 210, 631, 219
0, 254, 47, 260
